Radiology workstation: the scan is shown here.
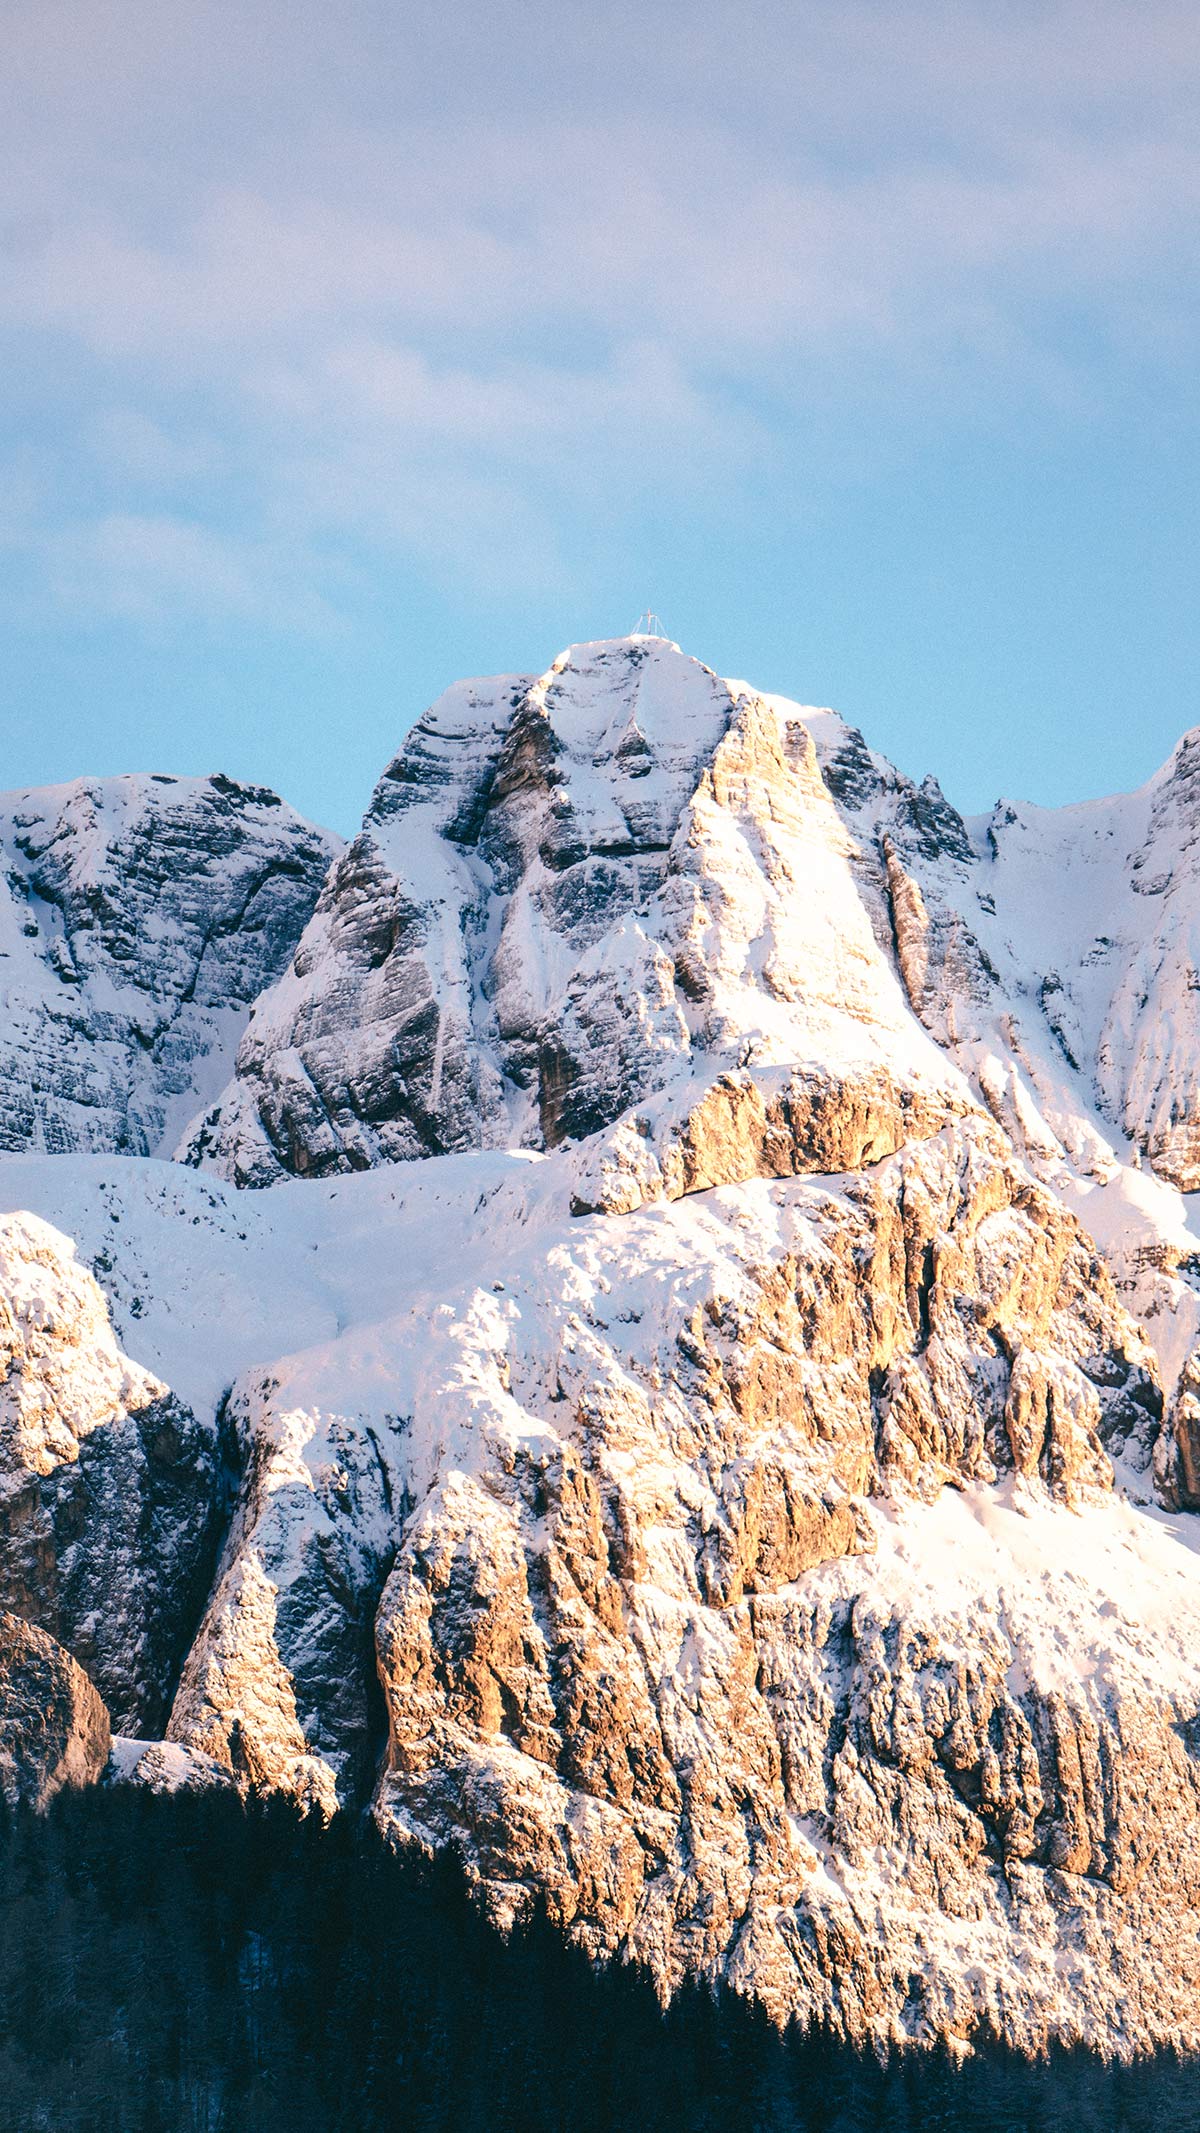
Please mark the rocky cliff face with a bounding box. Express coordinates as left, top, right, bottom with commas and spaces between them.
0, 1211, 222, 1733
0, 771, 338, 1160
6, 636, 1200, 2056
0, 1612, 111, 1810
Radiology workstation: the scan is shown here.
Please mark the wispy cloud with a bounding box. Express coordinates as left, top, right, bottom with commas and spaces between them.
16, 511, 343, 635
3, 0, 1199, 623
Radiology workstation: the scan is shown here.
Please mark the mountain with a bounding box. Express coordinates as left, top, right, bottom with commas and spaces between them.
0, 770, 339, 1159
180, 639, 967, 1193
5, 637, 1200, 2056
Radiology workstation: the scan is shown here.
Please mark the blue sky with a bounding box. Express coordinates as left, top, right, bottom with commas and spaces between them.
3, 0, 1199, 833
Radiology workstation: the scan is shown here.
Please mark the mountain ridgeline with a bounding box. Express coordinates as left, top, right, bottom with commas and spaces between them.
5, 637, 1200, 2064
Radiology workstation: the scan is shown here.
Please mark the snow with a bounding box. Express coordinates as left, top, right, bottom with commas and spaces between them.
192, 638, 983, 1193
108, 1736, 154, 1779
7, 1129, 1200, 1761
858, 1477, 1200, 1709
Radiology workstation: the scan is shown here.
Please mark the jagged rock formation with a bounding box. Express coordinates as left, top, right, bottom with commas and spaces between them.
9, 635, 1200, 2054
0, 1212, 221, 1732
0, 1612, 111, 1810
167, 1115, 1157, 1817
183, 643, 966, 1187
978, 730, 1200, 1195
0, 771, 338, 1160
800, 704, 1200, 1378
359, 1122, 1178, 2051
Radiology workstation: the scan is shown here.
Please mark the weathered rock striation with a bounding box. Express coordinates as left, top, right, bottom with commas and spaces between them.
0, 1611, 111, 1810
361, 1122, 1177, 2055
184, 642, 967, 1187
0, 771, 338, 1160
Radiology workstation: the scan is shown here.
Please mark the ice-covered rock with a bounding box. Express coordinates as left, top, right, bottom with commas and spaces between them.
9, 634, 1200, 2054
184, 642, 968, 1187
0, 1130, 1190, 2057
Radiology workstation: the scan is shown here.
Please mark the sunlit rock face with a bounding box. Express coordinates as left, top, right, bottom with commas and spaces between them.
0, 1612, 111, 1810
12, 635, 1200, 2054
181, 1116, 1147, 1819
363, 1122, 1178, 2058
0, 771, 338, 1161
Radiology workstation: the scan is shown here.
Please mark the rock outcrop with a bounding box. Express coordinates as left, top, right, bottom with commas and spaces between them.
358, 1122, 1170, 2057
42, 1101, 1153, 2057
0, 1212, 221, 1732
0, 1612, 111, 1810
0, 771, 338, 1160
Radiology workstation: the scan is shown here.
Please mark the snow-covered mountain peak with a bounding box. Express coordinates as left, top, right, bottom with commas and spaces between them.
185, 639, 972, 1191
535, 632, 718, 729
1144, 719, 1200, 793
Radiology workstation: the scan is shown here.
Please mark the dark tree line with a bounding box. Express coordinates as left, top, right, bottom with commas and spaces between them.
0, 1784, 1198, 2132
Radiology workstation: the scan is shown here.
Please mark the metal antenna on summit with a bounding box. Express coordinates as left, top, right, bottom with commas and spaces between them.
632, 610, 669, 638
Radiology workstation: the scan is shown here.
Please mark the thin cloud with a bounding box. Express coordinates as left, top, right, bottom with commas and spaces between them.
8, 122, 1200, 360
33, 512, 345, 634
2, 0, 1199, 614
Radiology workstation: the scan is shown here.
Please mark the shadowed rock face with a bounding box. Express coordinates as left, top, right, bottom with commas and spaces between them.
0, 1612, 111, 1810
0, 1213, 222, 1733
0, 771, 338, 1161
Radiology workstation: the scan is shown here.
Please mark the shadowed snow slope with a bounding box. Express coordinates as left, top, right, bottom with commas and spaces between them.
6, 637, 1200, 2055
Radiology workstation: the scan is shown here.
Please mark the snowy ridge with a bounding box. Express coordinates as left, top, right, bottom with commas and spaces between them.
804, 705, 1200, 1398
3, 1138, 1200, 2050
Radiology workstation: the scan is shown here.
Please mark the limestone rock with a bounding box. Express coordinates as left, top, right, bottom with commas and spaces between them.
8, 632, 1200, 2062
164, 1369, 405, 1815
568, 1065, 970, 1216
0, 1611, 111, 1810
187, 642, 966, 1187
357, 1122, 1162, 2039
142, 1105, 1166, 2057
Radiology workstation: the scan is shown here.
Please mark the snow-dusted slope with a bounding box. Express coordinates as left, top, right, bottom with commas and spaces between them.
184, 640, 968, 1192
1, 1140, 1199, 2055
0, 771, 339, 1159
0, 1206, 220, 1732
803, 707, 1200, 1419
9, 636, 1200, 2052
975, 730, 1200, 1194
